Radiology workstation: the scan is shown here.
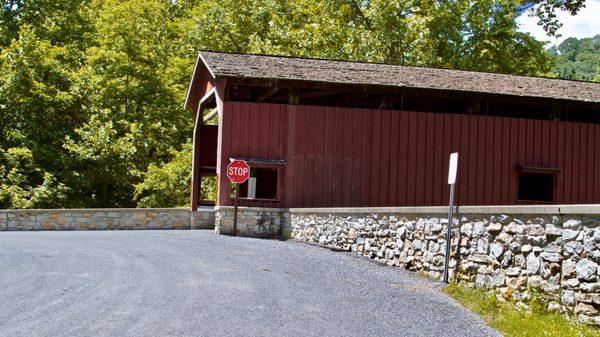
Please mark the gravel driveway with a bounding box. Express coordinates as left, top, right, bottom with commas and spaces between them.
0, 230, 499, 337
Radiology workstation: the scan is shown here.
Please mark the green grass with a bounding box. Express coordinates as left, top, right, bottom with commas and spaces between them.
444, 283, 600, 337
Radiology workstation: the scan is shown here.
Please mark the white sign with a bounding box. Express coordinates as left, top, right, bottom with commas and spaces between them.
247, 177, 257, 199
448, 152, 458, 185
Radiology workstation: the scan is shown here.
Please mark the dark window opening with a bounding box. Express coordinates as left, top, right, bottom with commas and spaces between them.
518, 171, 555, 202
238, 168, 278, 200
564, 106, 600, 124
225, 81, 600, 124
487, 100, 553, 120
401, 94, 473, 113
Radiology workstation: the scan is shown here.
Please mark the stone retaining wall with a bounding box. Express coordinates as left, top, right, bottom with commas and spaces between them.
0, 208, 215, 231
214, 206, 289, 238
290, 205, 600, 325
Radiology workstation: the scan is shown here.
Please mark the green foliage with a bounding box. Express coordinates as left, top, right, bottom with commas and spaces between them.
530, 0, 587, 37
186, 0, 552, 74
0, 147, 68, 208
134, 143, 191, 208
444, 283, 600, 337
549, 35, 600, 82
0, 0, 582, 208
63, 111, 139, 207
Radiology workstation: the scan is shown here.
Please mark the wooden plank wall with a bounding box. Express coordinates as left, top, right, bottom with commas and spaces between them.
219, 102, 600, 207
218, 103, 287, 207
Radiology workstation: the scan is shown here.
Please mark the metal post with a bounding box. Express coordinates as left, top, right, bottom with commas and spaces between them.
233, 184, 239, 236
443, 183, 455, 283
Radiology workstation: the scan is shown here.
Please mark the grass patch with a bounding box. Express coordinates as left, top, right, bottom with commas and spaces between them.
444, 283, 600, 337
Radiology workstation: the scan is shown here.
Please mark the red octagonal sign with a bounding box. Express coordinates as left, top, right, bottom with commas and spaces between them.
227, 160, 250, 184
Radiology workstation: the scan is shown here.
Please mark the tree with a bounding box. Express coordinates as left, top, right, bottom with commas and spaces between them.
134, 142, 192, 208
0, 147, 68, 208
185, 0, 552, 75
549, 34, 600, 81
529, 0, 587, 37
63, 0, 196, 207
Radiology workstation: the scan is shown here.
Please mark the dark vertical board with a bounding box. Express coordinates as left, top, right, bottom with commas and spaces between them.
564, 123, 573, 203
304, 105, 313, 206
275, 104, 285, 204
586, 125, 595, 203
406, 112, 418, 206
517, 119, 527, 201
379, 110, 392, 205
398, 111, 409, 206
508, 119, 519, 203
458, 114, 470, 206
250, 103, 261, 158
500, 118, 510, 204
533, 119, 542, 165
342, 108, 355, 205
477, 117, 487, 204
235, 102, 244, 157
542, 120, 551, 167
424, 112, 436, 205
432, 114, 444, 205
415, 112, 427, 205
304, 105, 314, 206
556, 121, 565, 203
370, 109, 382, 205
467, 116, 478, 205
334, 107, 346, 206
485, 117, 495, 204
572, 123, 580, 203
295, 106, 306, 205
361, 109, 373, 206
313, 105, 326, 206
526, 119, 535, 165
285, 105, 297, 206
229, 102, 240, 159
388, 110, 400, 205
579, 124, 588, 203
439, 114, 452, 205
323, 107, 335, 207
489, 117, 499, 205
550, 121, 558, 166
352, 109, 365, 206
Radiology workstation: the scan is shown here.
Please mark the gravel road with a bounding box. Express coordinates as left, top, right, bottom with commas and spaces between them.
0, 230, 499, 337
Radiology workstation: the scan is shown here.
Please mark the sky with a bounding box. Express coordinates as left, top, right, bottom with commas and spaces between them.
517, 0, 600, 47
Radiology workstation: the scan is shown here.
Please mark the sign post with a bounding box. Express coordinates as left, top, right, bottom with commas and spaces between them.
444, 152, 458, 284
226, 159, 250, 236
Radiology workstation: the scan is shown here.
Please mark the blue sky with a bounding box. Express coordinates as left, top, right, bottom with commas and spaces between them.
517, 0, 600, 46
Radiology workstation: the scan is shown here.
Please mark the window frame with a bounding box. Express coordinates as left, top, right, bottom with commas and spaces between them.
516, 164, 560, 204
229, 158, 285, 202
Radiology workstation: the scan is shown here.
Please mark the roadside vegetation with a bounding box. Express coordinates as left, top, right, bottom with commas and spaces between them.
444, 283, 600, 337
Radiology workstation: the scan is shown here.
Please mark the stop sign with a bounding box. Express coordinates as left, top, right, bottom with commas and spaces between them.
227, 160, 250, 184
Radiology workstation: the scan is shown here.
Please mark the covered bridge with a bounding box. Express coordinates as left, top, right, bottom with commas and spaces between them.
185, 51, 600, 211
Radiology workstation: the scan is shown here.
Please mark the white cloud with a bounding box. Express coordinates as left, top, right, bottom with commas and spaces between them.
517, 0, 600, 47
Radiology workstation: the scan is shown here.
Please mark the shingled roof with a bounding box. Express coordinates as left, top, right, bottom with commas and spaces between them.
198, 51, 600, 104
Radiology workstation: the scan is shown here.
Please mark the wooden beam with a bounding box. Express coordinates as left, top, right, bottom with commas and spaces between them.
288, 87, 299, 104
258, 87, 280, 102
203, 107, 218, 122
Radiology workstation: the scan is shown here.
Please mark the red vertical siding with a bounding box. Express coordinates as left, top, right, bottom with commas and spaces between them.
218, 101, 600, 207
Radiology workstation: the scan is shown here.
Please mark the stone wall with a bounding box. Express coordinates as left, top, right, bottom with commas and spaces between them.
0, 208, 215, 231
191, 209, 216, 229
290, 205, 600, 325
214, 206, 289, 238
